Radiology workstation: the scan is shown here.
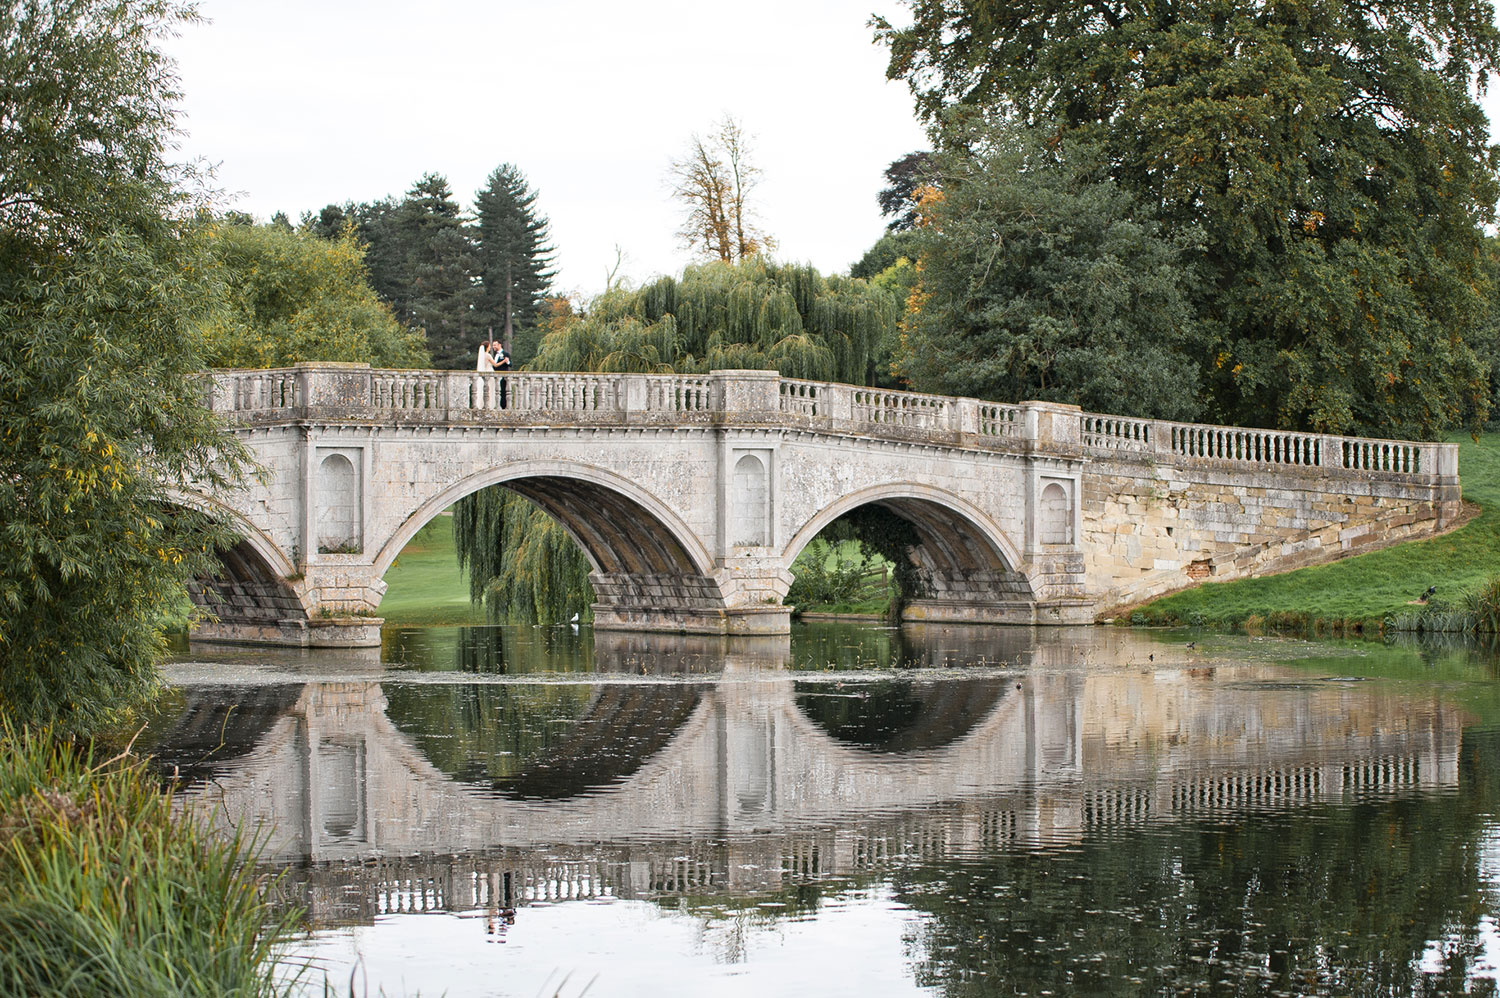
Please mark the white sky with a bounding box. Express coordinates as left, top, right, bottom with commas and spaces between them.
164, 2, 1500, 301
163, 0, 929, 299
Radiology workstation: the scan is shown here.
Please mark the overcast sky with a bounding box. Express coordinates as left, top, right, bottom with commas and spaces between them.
164, 2, 1500, 301
163, 0, 929, 299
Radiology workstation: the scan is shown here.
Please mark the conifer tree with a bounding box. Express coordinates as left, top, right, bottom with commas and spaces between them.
340, 177, 479, 369
474, 164, 555, 367
394, 174, 481, 369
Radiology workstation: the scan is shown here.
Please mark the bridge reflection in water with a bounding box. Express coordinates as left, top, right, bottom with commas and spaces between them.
158, 625, 1463, 931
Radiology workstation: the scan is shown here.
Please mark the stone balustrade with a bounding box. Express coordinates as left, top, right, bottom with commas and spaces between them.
208, 364, 1455, 482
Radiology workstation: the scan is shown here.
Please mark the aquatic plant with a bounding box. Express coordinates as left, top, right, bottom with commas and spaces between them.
0, 725, 300, 996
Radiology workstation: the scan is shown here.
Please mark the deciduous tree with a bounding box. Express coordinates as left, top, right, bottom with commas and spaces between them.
194, 220, 429, 369
0, 0, 251, 730
902, 118, 1206, 420
877, 151, 933, 232
875, 0, 1500, 436
668, 116, 774, 264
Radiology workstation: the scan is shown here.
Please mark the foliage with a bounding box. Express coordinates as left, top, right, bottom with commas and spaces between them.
533, 258, 900, 385
820, 506, 927, 618
0, 725, 298, 995
876, 150, 933, 232
453, 486, 594, 625
194, 219, 429, 369
0, 0, 251, 732
903, 117, 1206, 420
668, 115, 774, 264
1138, 433, 1500, 632
876, 0, 1500, 437
849, 229, 919, 281
473, 163, 555, 367
338, 175, 481, 369
785, 539, 891, 614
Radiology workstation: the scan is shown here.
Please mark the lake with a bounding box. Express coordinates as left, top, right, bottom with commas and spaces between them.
146, 622, 1500, 997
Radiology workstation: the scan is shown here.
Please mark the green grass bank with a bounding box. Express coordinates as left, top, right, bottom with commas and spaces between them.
378, 513, 484, 627
1133, 432, 1500, 634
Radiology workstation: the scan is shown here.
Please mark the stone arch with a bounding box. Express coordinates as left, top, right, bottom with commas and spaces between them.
783, 482, 1031, 589
166, 489, 299, 579
731, 453, 768, 547
373, 461, 715, 581
165, 490, 309, 638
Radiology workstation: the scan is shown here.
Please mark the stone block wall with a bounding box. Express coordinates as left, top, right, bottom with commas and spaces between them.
1083, 456, 1463, 612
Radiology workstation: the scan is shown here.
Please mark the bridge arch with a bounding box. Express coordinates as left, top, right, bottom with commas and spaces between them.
168, 488, 299, 579
168, 489, 308, 639
782, 482, 1035, 604
373, 460, 716, 581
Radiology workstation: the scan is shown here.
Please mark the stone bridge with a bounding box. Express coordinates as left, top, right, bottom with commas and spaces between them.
186, 365, 1461, 646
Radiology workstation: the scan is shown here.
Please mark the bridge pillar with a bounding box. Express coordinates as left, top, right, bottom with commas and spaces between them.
902, 400, 1093, 625
590, 559, 795, 636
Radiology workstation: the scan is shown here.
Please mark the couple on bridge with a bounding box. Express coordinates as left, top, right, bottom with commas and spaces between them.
475, 339, 511, 374
476, 338, 512, 408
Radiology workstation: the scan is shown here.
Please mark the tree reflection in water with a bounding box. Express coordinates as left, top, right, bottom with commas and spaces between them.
896, 733, 1500, 996
155, 623, 1500, 995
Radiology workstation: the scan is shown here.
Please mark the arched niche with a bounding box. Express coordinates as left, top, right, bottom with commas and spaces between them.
316, 451, 361, 554
731, 453, 769, 547
1039, 480, 1073, 545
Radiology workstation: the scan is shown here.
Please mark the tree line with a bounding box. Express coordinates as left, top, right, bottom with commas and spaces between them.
871, 0, 1500, 440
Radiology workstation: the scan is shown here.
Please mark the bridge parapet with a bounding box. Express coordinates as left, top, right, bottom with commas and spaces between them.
1081, 412, 1457, 481
209, 366, 1456, 486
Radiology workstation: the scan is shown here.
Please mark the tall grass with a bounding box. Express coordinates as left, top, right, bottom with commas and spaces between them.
0, 725, 300, 997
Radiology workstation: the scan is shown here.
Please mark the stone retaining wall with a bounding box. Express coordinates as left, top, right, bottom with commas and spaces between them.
1082, 455, 1463, 612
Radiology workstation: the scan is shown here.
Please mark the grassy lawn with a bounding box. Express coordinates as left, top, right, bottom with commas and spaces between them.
1135, 432, 1500, 632
377, 513, 484, 626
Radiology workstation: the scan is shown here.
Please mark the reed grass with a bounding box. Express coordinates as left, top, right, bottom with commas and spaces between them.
0, 725, 300, 997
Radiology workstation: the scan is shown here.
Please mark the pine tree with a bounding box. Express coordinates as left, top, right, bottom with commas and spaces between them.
395, 174, 481, 369
343, 177, 479, 369
474, 164, 555, 367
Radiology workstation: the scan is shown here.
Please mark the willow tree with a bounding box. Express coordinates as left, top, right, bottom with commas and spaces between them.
454, 260, 902, 623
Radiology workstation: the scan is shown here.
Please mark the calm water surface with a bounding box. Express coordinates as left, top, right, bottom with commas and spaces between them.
148, 623, 1500, 997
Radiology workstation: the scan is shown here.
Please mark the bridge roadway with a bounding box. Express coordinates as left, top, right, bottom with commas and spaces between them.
185, 365, 1461, 645
159, 626, 1464, 927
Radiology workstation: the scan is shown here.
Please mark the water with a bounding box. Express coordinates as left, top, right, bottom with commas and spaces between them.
146, 622, 1500, 997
